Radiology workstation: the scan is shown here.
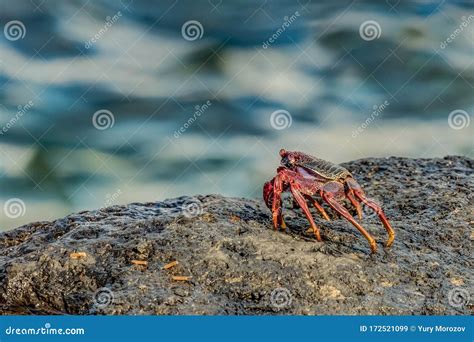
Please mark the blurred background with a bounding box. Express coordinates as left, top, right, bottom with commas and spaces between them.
0, 0, 473, 230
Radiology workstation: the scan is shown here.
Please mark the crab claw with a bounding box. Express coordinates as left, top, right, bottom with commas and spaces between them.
263, 177, 285, 230
263, 179, 274, 209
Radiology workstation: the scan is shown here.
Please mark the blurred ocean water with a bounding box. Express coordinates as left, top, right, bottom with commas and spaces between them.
0, 0, 473, 230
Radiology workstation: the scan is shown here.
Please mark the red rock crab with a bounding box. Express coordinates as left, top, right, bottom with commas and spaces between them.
263, 149, 395, 253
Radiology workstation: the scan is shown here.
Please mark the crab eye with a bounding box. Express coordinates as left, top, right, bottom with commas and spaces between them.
281, 156, 294, 168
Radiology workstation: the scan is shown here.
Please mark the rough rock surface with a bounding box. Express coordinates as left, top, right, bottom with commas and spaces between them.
0, 156, 472, 315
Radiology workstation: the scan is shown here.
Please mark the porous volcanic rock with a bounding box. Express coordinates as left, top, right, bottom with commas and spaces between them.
0, 156, 472, 315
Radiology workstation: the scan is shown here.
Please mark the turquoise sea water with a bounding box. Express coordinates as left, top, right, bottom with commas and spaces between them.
0, 0, 473, 230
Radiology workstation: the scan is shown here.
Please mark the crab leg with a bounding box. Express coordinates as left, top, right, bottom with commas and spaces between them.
352, 191, 395, 247
321, 182, 377, 253
290, 184, 322, 241
304, 195, 331, 221
346, 190, 363, 220
346, 178, 395, 247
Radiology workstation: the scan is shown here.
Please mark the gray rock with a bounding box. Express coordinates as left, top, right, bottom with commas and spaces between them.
0, 156, 472, 315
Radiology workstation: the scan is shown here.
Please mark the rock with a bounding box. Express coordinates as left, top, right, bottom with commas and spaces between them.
0, 156, 472, 315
